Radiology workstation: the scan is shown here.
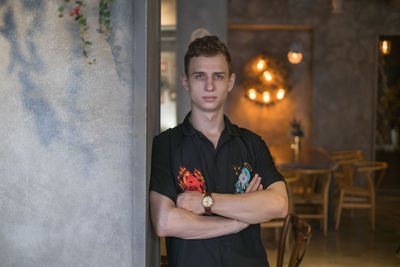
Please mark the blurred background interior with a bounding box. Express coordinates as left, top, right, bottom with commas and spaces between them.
159, 0, 400, 266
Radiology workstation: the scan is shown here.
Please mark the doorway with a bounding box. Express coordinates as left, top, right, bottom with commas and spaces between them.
375, 35, 400, 192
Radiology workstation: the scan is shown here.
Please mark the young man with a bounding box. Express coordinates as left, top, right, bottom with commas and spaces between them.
150, 36, 288, 267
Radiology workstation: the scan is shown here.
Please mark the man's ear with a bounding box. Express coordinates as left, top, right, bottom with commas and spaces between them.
228, 73, 236, 92
180, 73, 189, 91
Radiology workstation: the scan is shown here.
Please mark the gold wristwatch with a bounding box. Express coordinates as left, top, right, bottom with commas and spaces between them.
202, 192, 213, 215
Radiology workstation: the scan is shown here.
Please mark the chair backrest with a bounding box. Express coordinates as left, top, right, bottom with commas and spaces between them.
331, 150, 364, 161
298, 168, 331, 198
277, 214, 312, 267
354, 161, 388, 189
331, 150, 363, 186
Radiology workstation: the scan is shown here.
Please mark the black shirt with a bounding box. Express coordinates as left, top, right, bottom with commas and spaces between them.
150, 113, 284, 267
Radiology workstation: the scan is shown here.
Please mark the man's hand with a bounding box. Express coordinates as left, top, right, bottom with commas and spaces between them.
176, 191, 204, 215
177, 173, 263, 215
245, 173, 263, 193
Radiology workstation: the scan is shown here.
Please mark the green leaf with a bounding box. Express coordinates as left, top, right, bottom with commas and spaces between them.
105, 19, 110, 26
58, 6, 64, 12
83, 50, 88, 58
75, 15, 80, 21
75, 1, 83, 5
81, 19, 87, 26
105, 11, 110, 17
58, 14, 64, 18
85, 41, 92, 45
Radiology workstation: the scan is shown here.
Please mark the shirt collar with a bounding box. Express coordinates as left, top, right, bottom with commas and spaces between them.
182, 112, 197, 136
182, 112, 240, 137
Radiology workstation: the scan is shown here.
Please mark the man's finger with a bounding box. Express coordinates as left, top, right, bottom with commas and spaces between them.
245, 174, 258, 193
246, 174, 261, 193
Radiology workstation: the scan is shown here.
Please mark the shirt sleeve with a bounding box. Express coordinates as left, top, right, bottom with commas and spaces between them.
149, 132, 178, 203
252, 136, 284, 189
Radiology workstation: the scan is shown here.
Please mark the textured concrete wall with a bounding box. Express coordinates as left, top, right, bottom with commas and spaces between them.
0, 0, 158, 266
228, 0, 400, 159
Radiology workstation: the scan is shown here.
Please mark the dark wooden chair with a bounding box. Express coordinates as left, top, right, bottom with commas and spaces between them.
160, 255, 168, 267
277, 214, 312, 267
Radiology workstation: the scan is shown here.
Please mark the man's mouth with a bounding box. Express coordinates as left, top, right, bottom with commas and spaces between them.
202, 96, 217, 101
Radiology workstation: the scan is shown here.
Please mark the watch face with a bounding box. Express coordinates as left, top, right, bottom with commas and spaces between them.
202, 196, 213, 208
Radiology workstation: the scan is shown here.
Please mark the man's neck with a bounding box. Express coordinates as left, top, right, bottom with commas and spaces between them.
189, 109, 225, 147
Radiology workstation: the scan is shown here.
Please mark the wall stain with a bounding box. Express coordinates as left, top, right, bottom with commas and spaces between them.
105, 2, 132, 87
22, 0, 44, 11
65, 68, 97, 173
1, 1, 96, 173
0, 8, 28, 73
18, 72, 61, 146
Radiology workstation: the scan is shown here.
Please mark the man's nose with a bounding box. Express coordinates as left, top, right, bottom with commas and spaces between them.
205, 77, 215, 91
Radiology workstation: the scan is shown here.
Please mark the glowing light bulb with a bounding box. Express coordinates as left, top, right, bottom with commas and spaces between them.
256, 59, 265, 70
276, 89, 285, 100
248, 88, 257, 100
380, 40, 391, 55
263, 91, 271, 103
263, 71, 272, 82
288, 52, 303, 64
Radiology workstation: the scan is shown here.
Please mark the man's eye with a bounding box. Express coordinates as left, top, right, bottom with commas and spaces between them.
215, 74, 224, 80
195, 74, 205, 79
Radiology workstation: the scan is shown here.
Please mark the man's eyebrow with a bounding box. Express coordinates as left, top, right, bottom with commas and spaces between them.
191, 71, 226, 75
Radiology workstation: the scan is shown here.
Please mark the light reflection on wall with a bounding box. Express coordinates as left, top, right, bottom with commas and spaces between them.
160, 0, 177, 131
161, 0, 176, 26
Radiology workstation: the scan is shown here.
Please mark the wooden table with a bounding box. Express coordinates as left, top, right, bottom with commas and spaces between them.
278, 147, 337, 230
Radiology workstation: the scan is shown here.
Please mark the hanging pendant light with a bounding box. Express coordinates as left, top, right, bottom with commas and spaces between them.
288, 43, 303, 64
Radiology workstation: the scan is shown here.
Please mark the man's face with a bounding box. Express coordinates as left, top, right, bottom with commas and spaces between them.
181, 54, 236, 113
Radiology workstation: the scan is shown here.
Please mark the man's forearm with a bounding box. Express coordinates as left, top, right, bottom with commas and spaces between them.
150, 191, 248, 239
211, 181, 288, 224
159, 207, 247, 239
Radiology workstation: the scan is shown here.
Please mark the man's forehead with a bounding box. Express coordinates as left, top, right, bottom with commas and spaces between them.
188, 55, 229, 72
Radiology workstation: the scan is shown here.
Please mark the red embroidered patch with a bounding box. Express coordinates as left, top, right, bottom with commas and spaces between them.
177, 166, 206, 193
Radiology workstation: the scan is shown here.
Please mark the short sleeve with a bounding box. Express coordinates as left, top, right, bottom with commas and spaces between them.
149, 132, 178, 203
253, 136, 284, 189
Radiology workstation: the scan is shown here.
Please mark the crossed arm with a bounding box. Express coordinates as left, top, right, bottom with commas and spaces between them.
150, 174, 288, 239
